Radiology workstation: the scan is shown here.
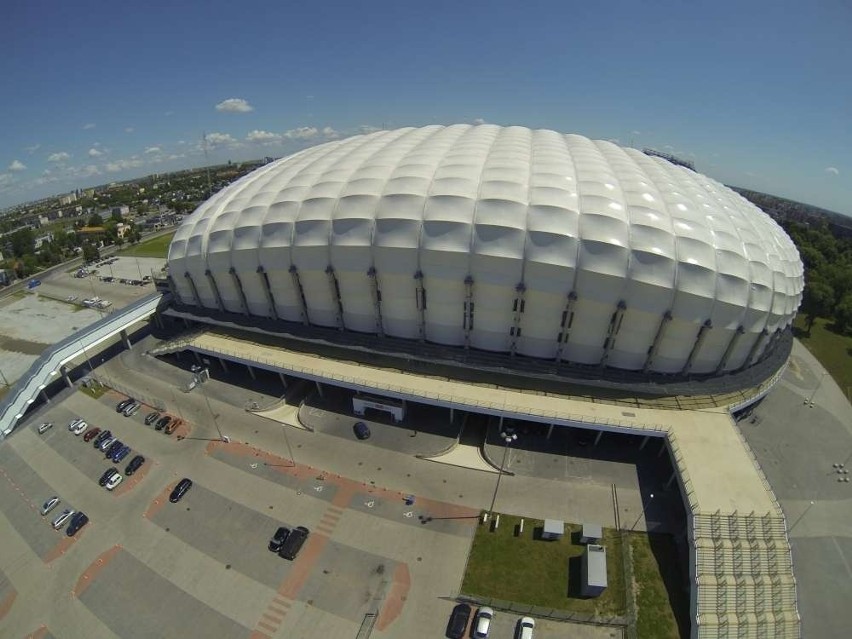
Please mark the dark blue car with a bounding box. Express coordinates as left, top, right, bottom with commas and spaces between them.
105, 440, 123, 458
112, 445, 131, 463
66, 511, 89, 536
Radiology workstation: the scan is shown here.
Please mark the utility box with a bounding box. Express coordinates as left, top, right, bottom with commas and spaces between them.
542, 519, 564, 541
581, 523, 602, 545
581, 544, 608, 598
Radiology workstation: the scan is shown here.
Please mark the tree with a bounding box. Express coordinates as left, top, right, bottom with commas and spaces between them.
81, 243, 100, 262
9, 228, 34, 257
87, 213, 103, 227
834, 294, 852, 334
111, 210, 123, 222
801, 280, 835, 332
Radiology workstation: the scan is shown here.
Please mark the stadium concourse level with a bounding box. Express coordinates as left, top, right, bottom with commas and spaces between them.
148, 324, 800, 639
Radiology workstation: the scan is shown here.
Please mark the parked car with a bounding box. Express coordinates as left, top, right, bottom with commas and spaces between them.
473, 607, 494, 639
37, 422, 54, 434
67, 418, 84, 432
123, 401, 141, 417
144, 411, 161, 426
105, 473, 123, 491
164, 418, 181, 435
447, 603, 472, 639
105, 440, 123, 458
52, 508, 75, 530
169, 478, 193, 503
66, 512, 89, 536
83, 426, 101, 442
99, 467, 119, 487
155, 415, 172, 432
353, 421, 371, 440
98, 436, 117, 452
93, 430, 112, 448
279, 526, 309, 560
70, 420, 88, 436
268, 526, 291, 553
41, 496, 61, 516
516, 617, 535, 639
116, 398, 134, 412
125, 455, 145, 476
112, 445, 131, 464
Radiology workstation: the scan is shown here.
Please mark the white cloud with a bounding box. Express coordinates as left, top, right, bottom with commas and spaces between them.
125, 127, 134, 133
24, 144, 40, 154
825, 166, 840, 176
205, 132, 238, 147
47, 151, 71, 162
0, 173, 12, 186
8, 160, 26, 172
83, 123, 96, 130
358, 125, 382, 135
284, 126, 318, 140
68, 164, 101, 178
215, 98, 254, 113
246, 129, 281, 144
472, 118, 486, 125
144, 146, 162, 154
104, 158, 144, 173
88, 148, 104, 157
322, 126, 339, 139
167, 153, 186, 161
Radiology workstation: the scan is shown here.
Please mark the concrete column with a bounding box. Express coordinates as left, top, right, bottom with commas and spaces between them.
594, 430, 603, 446
547, 423, 554, 439
40, 388, 50, 403
742, 329, 769, 369
184, 272, 203, 308
716, 326, 745, 373
498, 414, 504, 429
509, 283, 526, 356
193, 351, 203, 365
325, 265, 345, 330
463, 275, 474, 349
315, 381, 324, 399
246, 364, 256, 380
449, 406, 455, 423
658, 441, 668, 457
683, 319, 712, 374
60, 365, 72, 388
229, 267, 250, 317
279, 372, 288, 389
205, 269, 225, 312
640, 435, 650, 450
665, 471, 677, 489
643, 310, 672, 372
120, 329, 132, 350
257, 266, 279, 320
218, 357, 229, 372
183, 318, 192, 329
289, 265, 310, 326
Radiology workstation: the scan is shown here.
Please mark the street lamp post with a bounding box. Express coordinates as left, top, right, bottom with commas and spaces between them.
280, 425, 296, 466
488, 429, 519, 516
805, 372, 829, 407
788, 500, 815, 534
200, 369, 226, 442
629, 493, 656, 531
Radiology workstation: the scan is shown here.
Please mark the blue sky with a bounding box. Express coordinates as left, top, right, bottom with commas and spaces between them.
1, 0, 849, 214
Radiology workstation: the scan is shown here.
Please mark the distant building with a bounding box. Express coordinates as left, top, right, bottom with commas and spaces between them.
34, 233, 54, 250
111, 205, 130, 217
59, 192, 78, 205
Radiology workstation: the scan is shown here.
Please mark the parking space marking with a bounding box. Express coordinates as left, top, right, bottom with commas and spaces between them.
23, 625, 50, 639
0, 588, 16, 621
72, 544, 122, 598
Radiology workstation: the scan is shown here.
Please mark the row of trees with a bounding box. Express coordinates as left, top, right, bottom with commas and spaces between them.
786, 219, 852, 334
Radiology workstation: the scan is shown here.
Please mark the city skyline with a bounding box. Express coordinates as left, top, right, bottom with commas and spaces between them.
1, 0, 849, 215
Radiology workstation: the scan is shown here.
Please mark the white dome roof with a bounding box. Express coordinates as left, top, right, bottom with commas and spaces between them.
168, 124, 803, 375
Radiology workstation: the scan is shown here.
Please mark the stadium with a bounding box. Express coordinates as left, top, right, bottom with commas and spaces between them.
165, 124, 803, 384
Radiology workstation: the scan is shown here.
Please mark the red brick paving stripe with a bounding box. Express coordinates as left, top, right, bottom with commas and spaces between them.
24, 624, 49, 639
73, 545, 122, 598
172, 419, 192, 440
255, 620, 277, 633
276, 533, 330, 600
260, 611, 284, 624
248, 631, 272, 639
143, 482, 178, 520
41, 535, 77, 564
375, 562, 411, 632
0, 589, 16, 620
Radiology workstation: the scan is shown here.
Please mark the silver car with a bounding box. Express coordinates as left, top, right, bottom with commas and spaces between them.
52, 508, 75, 530
37, 422, 54, 434
41, 496, 60, 516
123, 402, 141, 417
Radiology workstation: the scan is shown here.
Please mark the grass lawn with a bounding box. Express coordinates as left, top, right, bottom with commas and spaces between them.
461, 515, 626, 618
793, 315, 852, 401
630, 532, 689, 639
79, 381, 107, 400
119, 231, 175, 258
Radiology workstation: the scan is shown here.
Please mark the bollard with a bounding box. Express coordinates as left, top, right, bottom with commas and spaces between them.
519, 518, 524, 534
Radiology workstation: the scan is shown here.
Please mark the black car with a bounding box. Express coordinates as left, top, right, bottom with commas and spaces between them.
155, 415, 172, 432
99, 467, 119, 487
169, 478, 193, 503
353, 421, 371, 440
446, 603, 472, 639
116, 398, 134, 412
93, 430, 112, 448
279, 525, 309, 560
268, 526, 291, 553
125, 455, 145, 476
144, 411, 161, 426
66, 511, 89, 536
105, 440, 123, 458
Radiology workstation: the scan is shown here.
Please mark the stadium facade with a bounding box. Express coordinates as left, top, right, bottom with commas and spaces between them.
166, 124, 803, 377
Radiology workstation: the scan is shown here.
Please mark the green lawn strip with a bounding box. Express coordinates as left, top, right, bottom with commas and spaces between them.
793, 316, 852, 399
79, 383, 107, 400
461, 515, 626, 617
630, 532, 686, 639
118, 231, 175, 258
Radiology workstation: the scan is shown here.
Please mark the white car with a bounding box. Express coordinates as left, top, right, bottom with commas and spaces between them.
67, 418, 84, 432
37, 422, 54, 434
71, 420, 88, 436
517, 617, 535, 639
41, 496, 60, 516
105, 473, 123, 491
473, 607, 493, 638
52, 508, 75, 530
